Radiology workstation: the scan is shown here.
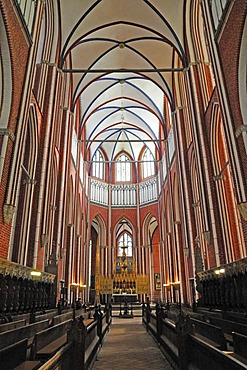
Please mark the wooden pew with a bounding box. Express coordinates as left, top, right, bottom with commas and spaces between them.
209, 317, 247, 343
35, 342, 73, 370
50, 311, 74, 326
36, 320, 98, 370
196, 308, 223, 321
190, 318, 227, 350
159, 318, 179, 367
0, 319, 49, 350
230, 332, 247, 365
0, 318, 26, 333
0, 338, 40, 370
32, 319, 73, 361
12, 313, 31, 324
84, 320, 100, 368
222, 311, 247, 325
188, 334, 247, 370
35, 310, 57, 325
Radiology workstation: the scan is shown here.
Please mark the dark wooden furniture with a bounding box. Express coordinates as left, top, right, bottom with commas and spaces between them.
0, 338, 40, 370
190, 318, 227, 350
0, 319, 49, 350
32, 320, 73, 361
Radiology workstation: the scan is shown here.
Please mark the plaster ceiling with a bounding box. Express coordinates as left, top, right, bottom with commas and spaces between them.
59, 0, 186, 164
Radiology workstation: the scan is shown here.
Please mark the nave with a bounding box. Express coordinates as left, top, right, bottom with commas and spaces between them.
0, 1, 247, 368
92, 317, 172, 370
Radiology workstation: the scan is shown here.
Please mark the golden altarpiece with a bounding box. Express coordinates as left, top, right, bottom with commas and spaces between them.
95, 244, 149, 303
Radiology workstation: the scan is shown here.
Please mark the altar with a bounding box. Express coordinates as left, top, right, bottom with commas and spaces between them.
112, 294, 138, 303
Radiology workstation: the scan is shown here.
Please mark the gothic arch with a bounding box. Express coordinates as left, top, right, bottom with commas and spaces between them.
0, 11, 12, 129
185, 0, 214, 108
211, 103, 245, 262
35, 0, 60, 108
239, 15, 247, 153
36, 0, 60, 64
92, 214, 107, 248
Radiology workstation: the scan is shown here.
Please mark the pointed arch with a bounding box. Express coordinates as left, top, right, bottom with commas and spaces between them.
211, 103, 245, 262
185, 0, 215, 108
239, 16, 247, 153
0, 11, 12, 129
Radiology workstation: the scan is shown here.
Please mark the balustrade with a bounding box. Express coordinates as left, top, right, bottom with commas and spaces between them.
90, 178, 158, 206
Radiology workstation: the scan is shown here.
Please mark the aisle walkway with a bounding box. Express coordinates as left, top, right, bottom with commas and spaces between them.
92, 317, 173, 370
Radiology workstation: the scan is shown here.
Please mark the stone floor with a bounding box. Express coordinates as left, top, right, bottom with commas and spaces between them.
91, 317, 173, 370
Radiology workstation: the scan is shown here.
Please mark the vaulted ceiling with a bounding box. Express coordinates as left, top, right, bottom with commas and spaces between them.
59, 0, 187, 164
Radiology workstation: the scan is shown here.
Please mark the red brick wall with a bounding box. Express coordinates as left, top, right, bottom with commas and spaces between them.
0, 1, 30, 258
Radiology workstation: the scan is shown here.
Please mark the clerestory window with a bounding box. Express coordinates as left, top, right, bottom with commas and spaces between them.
142, 148, 155, 179
92, 150, 104, 180
116, 154, 131, 182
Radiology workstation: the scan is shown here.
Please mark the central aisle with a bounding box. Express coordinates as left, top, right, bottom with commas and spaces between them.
92, 317, 173, 370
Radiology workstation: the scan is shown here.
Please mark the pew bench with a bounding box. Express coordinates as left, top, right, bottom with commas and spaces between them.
191, 318, 227, 350
51, 311, 74, 326
32, 319, 73, 361
0, 338, 40, 370
222, 312, 247, 325
209, 317, 247, 344
228, 332, 247, 365
0, 318, 26, 333
50, 308, 87, 326
0, 319, 49, 350
35, 309, 57, 325
159, 318, 179, 366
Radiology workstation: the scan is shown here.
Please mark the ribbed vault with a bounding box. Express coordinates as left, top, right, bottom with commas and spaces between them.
59, 0, 186, 166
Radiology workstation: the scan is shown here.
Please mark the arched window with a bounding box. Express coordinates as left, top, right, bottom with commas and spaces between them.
92, 150, 104, 180
116, 154, 131, 182
142, 148, 155, 178
117, 232, 132, 257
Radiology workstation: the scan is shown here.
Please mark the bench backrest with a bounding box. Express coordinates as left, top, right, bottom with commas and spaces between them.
0, 338, 28, 369
233, 332, 247, 359
191, 318, 227, 350
35, 310, 57, 324
209, 317, 247, 336
0, 319, 26, 333
51, 312, 74, 326
12, 313, 30, 323
34, 319, 73, 353
223, 312, 247, 325
188, 334, 247, 370
0, 319, 49, 350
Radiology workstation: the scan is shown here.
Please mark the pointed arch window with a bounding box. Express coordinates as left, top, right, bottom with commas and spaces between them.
116, 154, 131, 182
117, 232, 133, 257
142, 148, 155, 179
92, 149, 104, 180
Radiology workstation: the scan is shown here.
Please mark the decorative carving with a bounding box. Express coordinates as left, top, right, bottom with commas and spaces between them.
0, 258, 55, 283
0, 128, 15, 141
203, 231, 211, 244
184, 247, 190, 258
235, 124, 247, 138
48, 250, 57, 266
197, 257, 247, 280
238, 202, 247, 220
213, 174, 225, 181
41, 234, 49, 247
3, 204, 16, 224
192, 200, 200, 208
